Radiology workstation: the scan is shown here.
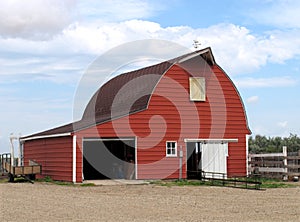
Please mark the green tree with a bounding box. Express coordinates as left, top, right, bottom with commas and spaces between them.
282, 134, 300, 152
249, 134, 300, 153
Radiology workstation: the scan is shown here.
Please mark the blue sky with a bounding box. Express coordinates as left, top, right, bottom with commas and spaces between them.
0, 0, 299, 152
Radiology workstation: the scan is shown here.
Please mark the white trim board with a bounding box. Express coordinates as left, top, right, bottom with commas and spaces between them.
20, 133, 72, 142
72, 135, 77, 183
83, 137, 135, 142
184, 138, 238, 143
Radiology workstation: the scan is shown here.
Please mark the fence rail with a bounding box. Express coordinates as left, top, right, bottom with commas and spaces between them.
0, 153, 11, 173
202, 171, 262, 190
248, 147, 300, 180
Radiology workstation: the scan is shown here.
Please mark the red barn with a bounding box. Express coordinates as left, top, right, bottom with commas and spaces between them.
21, 47, 251, 183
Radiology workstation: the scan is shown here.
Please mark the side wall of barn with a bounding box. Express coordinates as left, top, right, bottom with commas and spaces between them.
23, 136, 73, 182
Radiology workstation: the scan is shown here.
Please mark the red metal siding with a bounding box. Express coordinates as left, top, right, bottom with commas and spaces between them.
24, 136, 73, 182
76, 63, 250, 180
76, 141, 82, 183
212, 65, 250, 176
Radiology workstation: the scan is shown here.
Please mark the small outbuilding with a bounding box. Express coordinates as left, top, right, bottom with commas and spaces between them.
21, 47, 251, 183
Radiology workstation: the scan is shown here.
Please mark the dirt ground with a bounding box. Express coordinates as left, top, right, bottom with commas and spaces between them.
0, 182, 299, 222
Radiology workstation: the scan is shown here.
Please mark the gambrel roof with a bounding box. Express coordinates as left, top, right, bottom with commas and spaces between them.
21, 47, 216, 139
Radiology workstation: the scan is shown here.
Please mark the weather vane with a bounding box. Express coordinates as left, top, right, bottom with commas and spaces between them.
193, 40, 201, 49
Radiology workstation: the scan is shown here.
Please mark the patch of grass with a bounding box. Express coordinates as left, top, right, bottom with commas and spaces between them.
173, 179, 205, 186
1, 174, 95, 187
259, 178, 297, 188
36, 176, 97, 187
0, 178, 8, 183
150, 179, 207, 187
260, 177, 282, 183
261, 182, 295, 189
80, 183, 96, 187
13, 178, 29, 183
151, 178, 298, 189
53, 181, 74, 186
36, 176, 74, 186
36, 176, 53, 183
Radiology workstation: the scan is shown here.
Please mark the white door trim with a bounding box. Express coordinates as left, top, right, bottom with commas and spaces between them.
184, 138, 238, 143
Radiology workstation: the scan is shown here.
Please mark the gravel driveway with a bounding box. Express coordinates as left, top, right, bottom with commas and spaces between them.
1, 182, 299, 221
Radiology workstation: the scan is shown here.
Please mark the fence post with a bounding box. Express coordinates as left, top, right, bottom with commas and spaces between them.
248, 153, 252, 176
283, 146, 288, 181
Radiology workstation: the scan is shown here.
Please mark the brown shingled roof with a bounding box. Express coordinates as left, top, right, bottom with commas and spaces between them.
21, 47, 215, 140
81, 61, 173, 125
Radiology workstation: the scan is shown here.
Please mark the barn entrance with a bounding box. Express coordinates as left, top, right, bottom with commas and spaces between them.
186, 141, 228, 179
186, 142, 202, 179
83, 138, 136, 180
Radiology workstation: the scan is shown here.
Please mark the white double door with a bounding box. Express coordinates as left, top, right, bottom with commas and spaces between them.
201, 143, 228, 178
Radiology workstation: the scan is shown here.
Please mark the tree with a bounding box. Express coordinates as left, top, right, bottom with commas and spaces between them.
282, 134, 300, 152
249, 134, 300, 153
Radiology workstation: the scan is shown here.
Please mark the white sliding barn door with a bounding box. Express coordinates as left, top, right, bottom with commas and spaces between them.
201, 143, 228, 178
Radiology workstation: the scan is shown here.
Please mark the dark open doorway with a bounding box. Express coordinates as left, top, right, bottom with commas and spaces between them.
186, 142, 202, 179
83, 138, 135, 180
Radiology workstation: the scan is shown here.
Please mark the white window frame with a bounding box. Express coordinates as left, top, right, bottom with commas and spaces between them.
166, 141, 177, 157
189, 77, 206, 101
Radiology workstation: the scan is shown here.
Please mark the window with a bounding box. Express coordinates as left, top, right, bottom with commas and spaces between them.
166, 141, 177, 157
189, 77, 206, 101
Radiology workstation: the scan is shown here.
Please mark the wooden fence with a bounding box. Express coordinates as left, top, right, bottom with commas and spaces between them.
248, 146, 300, 180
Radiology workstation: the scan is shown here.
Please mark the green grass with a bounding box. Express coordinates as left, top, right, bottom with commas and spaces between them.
261, 182, 295, 188
1, 175, 96, 187
36, 176, 74, 186
36, 176, 96, 187
0, 178, 7, 183
259, 178, 297, 189
150, 179, 208, 187
80, 183, 96, 187
1, 174, 297, 189
151, 178, 298, 189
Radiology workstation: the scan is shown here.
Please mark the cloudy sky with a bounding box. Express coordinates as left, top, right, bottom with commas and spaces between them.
0, 0, 299, 152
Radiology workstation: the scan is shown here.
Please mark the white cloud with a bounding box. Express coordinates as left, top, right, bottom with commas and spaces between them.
247, 96, 259, 104
0, 0, 169, 40
77, 0, 165, 22
0, 0, 76, 40
60, 22, 300, 75
1, 16, 300, 84
278, 121, 288, 128
260, 29, 300, 63
1, 1, 300, 79
235, 76, 297, 88
0, 54, 90, 84
195, 24, 267, 74
196, 24, 300, 75
248, 0, 300, 28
